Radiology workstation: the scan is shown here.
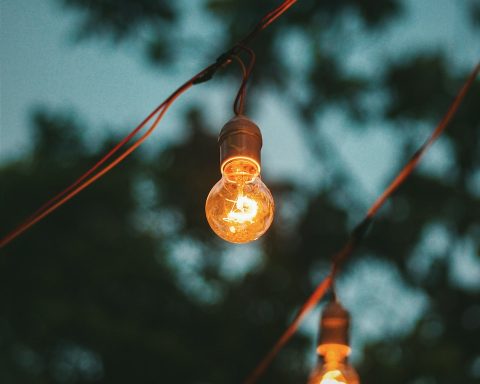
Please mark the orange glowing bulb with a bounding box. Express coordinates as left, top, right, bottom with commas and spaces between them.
205, 157, 274, 243
309, 344, 359, 384
319, 370, 348, 384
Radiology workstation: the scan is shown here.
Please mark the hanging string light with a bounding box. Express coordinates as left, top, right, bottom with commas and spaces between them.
1, 1, 479, 382
308, 297, 359, 384
205, 48, 275, 243
205, 116, 275, 243
0, 0, 298, 248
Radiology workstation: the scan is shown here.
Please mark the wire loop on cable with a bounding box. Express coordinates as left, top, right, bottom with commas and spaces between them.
232, 46, 256, 115
231, 54, 248, 115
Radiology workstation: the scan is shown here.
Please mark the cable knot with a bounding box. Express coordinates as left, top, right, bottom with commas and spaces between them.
193, 50, 235, 85
351, 217, 372, 244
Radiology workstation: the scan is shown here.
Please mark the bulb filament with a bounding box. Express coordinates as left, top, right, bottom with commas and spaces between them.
320, 370, 347, 384
224, 195, 258, 225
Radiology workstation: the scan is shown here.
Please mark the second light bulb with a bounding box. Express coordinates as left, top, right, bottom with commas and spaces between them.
308, 299, 359, 384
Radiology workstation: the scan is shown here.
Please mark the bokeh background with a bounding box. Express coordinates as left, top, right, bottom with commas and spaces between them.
1, 0, 480, 383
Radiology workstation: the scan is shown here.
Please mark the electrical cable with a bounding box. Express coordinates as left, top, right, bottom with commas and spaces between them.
243, 61, 480, 384
231, 54, 248, 115
0, 78, 193, 248
0, 0, 299, 248
233, 46, 256, 115
1, 0, 478, 380
5, 80, 193, 237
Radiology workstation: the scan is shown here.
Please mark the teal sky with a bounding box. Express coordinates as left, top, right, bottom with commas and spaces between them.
2, 0, 478, 189
1, 0, 479, 361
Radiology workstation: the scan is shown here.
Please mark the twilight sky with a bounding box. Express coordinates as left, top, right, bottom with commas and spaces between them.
1, 0, 479, 360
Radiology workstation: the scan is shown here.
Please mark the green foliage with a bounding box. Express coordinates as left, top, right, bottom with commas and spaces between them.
2, 1, 480, 383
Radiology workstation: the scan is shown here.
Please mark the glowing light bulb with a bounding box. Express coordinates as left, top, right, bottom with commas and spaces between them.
308, 299, 360, 384
206, 158, 274, 243
205, 115, 274, 244
308, 344, 359, 384
320, 369, 348, 384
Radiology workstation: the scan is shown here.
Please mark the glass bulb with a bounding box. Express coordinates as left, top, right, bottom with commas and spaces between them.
308, 344, 359, 384
205, 158, 274, 243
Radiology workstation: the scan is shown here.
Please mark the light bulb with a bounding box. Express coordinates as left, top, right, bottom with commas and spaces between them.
308, 299, 360, 384
205, 115, 274, 243
308, 344, 359, 384
206, 157, 274, 243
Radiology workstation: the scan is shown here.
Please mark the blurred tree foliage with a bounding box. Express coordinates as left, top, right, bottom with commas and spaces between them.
1, 0, 479, 383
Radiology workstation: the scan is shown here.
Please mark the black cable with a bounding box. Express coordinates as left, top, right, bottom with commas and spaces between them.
233, 46, 256, 115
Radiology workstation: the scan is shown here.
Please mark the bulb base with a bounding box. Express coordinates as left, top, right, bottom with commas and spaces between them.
318, 299, 350, 347
218, 115, 262, 173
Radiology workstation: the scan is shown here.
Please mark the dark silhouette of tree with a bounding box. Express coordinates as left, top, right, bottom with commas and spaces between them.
1, 1, 479, 383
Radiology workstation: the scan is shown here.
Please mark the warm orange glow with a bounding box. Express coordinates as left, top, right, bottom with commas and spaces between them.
225, 195, 259, 224
317, 344, 351, 359
319, 370, 348, 384
309, 362, 359, 384
205, 158, 274, 243
308, 344, 359, 384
